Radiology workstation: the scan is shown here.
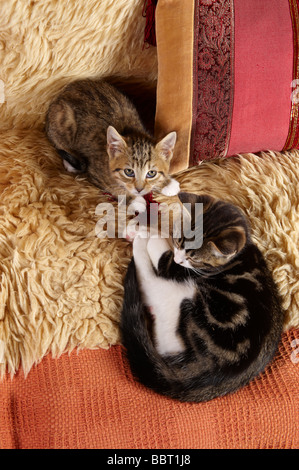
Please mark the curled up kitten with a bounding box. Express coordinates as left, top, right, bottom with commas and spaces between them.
121, 193, 284, 402
46, 79, 180, 211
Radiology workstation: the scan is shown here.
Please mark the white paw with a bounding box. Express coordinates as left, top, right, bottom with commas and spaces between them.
133, 235, 148, 259
124, 221, 148, 242
63, 159, 80, 174
135, 226, 148, 239
130, 196, 147, 213
161, 179, 180, 196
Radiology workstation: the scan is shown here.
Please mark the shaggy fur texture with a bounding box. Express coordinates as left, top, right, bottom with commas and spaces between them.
0, 129, 132, 376
0, 0, 157, 131
0, 0, 298, 376
0, 129, 298, 376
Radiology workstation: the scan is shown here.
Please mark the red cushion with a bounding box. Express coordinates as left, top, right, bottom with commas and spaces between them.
155, 0, 299, 172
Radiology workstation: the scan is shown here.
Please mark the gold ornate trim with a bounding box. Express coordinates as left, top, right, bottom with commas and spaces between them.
284, 0, 299, 149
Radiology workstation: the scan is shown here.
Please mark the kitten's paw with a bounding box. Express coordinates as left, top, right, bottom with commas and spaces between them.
129, 196, 147, 214
63, 159, 80, 174
122, 220, 137, 242
161, 179, 180, 196
132, 232, 149, 260
124, 221, 148, 242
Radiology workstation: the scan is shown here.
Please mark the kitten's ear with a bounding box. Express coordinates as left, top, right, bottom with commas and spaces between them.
208, 227, 246, 258
46, 101, 77, 145
178, 193, 215, 207
156, 132, 177, 161
107, 126, 127, 159
59, 103, 77, 137
178, 192, 201, 206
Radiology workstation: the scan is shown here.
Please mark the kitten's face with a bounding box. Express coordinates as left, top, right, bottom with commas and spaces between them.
173, 246, 193, 269
172, 238, 236, 272
107, 127, 176, 196
172, 193, 248, 273
109, 150, 169, 196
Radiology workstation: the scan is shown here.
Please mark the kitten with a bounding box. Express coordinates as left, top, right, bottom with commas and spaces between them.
45, 79, 180, 209
121, 193, 284, 402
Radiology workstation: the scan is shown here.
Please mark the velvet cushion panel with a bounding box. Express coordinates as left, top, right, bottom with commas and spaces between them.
155, 0, 299, 172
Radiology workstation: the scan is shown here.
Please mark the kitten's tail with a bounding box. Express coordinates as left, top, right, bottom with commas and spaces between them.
121, 258, 180, 397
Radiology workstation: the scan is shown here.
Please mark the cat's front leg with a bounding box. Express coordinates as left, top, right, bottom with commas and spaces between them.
133, 235, 155, 284
124, 216, 148, 242
123, 196, 147, 241
161, 178, 180, 197
132, 234, 148, 259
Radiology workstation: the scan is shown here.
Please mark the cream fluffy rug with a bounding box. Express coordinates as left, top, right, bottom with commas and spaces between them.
0, 0, 157, 131
0, 0, 157, 375
0, 129, 132, 375
0, 0, 298, 376
0, 130, 298, 375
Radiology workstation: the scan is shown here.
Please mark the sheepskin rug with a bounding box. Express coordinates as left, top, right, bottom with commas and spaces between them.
0, 130, 298, 375
0, 0, 156, 376
0, 0, 157, 131
0, 0, 298, 376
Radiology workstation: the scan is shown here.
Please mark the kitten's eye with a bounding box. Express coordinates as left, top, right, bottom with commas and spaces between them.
124, 168, 135, 178
185, 251, 195, 261
146, 170, 157, 179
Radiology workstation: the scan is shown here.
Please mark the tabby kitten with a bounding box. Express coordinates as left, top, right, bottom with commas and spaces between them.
46, 79, 179, 206
121, 193, 284, 402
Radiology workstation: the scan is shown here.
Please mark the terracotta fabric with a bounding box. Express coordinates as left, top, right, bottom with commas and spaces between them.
0, 328, 298, 449
155, 0, 299, 172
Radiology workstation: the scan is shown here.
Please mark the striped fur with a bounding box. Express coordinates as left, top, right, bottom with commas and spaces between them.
46, 79, 176, 199
121, 194, 284, 402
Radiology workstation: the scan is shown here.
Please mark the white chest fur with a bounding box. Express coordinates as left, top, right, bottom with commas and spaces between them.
146, 278, 196, 356
133, 235, 196, 356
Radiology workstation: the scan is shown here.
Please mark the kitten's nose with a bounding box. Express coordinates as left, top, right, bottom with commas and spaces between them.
174, 248, 185, 265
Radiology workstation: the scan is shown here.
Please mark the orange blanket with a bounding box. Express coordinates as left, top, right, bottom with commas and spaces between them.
1, 328, 298, 449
